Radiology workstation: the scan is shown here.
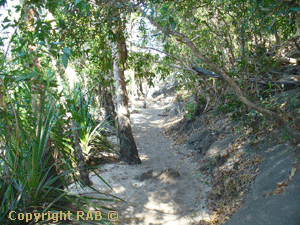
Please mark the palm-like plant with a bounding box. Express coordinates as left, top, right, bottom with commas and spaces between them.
66, 87, 118, 157
0, 76, 119, 224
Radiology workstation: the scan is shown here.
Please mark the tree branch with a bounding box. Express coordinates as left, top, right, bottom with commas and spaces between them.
133, 3, 300, 143
129, 43, 218, 106
129, 42, 190, 69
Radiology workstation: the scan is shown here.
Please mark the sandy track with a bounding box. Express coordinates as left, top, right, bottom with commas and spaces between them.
71, 98, 211, 225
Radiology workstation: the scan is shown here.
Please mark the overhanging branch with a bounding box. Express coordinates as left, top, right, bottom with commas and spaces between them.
132, 2, 300, 143
128, 42, 190, 69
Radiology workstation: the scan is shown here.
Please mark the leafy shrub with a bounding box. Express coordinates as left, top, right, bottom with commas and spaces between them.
216, 94, 244, 118
0, 84, 117, 224
185, 101, 196, 120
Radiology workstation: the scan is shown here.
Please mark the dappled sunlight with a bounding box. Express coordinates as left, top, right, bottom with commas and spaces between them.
2, 1, 299, 224
65, 67, 77, 89
67, 96, 213, 224
145, 195, 177, 213
131, 104, 173, 129
138, 153, 150, 162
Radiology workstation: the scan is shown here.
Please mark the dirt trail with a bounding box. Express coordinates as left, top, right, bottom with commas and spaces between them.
71, 96, 211, 225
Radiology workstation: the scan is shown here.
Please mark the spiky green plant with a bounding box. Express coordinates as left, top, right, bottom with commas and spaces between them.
0, 80, 119, 225
65, 86, 118, 157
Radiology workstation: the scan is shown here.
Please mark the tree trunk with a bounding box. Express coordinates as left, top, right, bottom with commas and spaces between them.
49, 52, 91, 186
138, 80, 144, 97
103, 84, 116, 125
24, 2, 63, 188
131, 70, 138, 98
112, 34, 141, 164
143, 84, 148, 109
71, 120, 92, 185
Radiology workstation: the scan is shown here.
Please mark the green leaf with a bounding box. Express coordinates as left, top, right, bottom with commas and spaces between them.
59, 19, 66, 29
112, 17, 118, 21
14, 5, 21, 13
150, 9, 154, 17
159, 15, 166, 22
2, 16, 10, 23
277, 9, 284, 16
63, 47, 71, 56
15, 73, 36, 82
61, 54, 68, 69
51, 42, 62, 45
116, 2, 123, 8
290, 7, 300, 12
205, 181, 210, 185
169, 16, 175, 30
129, 2, 134, 11
75, 0, 80, 6
270, 17, 277, 27
47, 68, 52, 77
38, 41, 45, 45
18, 51, 25, 57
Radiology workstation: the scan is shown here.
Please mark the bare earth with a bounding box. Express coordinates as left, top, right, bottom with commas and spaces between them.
71, 95, 212, 225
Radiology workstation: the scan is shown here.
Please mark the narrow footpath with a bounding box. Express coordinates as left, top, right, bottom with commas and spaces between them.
77, 97, 212, 224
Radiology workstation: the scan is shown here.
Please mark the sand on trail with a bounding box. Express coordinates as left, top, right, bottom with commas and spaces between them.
71, 96, 211, 225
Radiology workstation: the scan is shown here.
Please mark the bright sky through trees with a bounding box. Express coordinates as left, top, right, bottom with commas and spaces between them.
0, 0, 20, 54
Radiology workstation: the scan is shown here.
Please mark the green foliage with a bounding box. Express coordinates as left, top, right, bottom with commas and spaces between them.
129, 52, 158, 87
65, 86, 117, 157
1, 0, 300, 221
0, 3, 122, 223
0, 86, 115, 224
216, 94, 244, 119
185, 101, 196, 120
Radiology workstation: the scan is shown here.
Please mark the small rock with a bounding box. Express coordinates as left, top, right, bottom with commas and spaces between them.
199, 158, 215, 172
206, 136, 235, 158
135, 170, 160, 181
160, 168, 180, 179
131, 109, 141, 114
135, 168, 180, 182
179, 119, 194, 134
152, 90, 162, 98
198, 134, 216, 154
158, 168, 180, 182
135, 170, 154, 181
188, 129, 208, 144
168, 102, 181, 117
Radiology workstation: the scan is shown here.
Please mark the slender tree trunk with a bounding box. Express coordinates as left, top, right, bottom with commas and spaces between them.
94, 85, 101, 108
143, 83, 148, 109
131, 70, 138, 98
112, 33, 141, 164
240, 31, 246, 59
71, 120, 91, 185
103, 84, 116, 125
24, 2, 63, 188
49, 53, 91, 186
138, 80, 144, 96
